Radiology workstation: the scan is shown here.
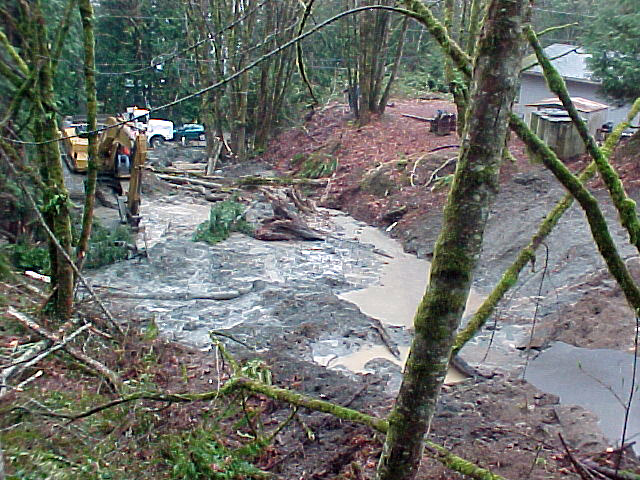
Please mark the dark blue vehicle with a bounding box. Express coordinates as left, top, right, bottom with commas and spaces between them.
173, 124, 205, 144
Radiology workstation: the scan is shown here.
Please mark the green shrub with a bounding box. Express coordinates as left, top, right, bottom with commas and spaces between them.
162, 429, 264, 480
3, 242, 51, 274
83, 223, 131, 269
297, 153, 337, 179
193, 200, 253, 245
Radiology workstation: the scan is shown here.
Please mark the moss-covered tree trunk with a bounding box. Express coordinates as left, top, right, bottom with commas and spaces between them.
76, 0, 98, 270
32, 2, 75, 319
375, 1, 531, 478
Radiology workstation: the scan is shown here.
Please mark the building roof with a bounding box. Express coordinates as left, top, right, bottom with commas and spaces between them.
522, 44, 598, 84
526, 96, 608, 113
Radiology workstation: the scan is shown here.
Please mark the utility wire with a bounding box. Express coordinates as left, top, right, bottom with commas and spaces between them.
93, 0, 272, 76
2, 4, 418, 147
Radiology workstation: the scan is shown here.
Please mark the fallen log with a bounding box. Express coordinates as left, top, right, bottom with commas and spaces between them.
146, 165, 224, 179
255, 219, 324, 241
401, 113, 434, 123
238, 176, 327, 187
101, 282, 256, 301
581, 459, 640, 480
155, 173, 223, 190
253, 192, 324, 241
371, 318, 400, 359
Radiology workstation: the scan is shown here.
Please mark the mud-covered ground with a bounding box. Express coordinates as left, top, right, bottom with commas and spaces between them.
4, 98, 640, 479
257, 99, 640, 476
91, 99, 639, 478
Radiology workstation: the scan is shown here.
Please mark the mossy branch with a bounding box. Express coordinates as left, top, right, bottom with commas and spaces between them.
453, 104, 640, 355
35, 371, 509, 480
0, 65, 39, 128
464, 0, 485, 58
536, 22, 578, 38
0, 29, 29, 76
527, 27, 640, 253
50, 0, 78, 75
509, 113, 640, 314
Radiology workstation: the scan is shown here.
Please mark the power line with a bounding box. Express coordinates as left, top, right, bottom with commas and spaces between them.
532, 7, 596, 18
93, 0, 272, 76
2, 5, 417, 146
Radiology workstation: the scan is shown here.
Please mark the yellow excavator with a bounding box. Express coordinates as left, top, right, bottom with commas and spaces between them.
60, 117, 147, 227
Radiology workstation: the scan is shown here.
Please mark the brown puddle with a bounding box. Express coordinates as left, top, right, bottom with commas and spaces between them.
330, 345, 468, 385
329, 212, 483, 383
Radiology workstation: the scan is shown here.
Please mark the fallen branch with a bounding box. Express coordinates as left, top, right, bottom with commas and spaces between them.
0, 340, 48, 398
559, 433, 598, 480
7, 307, 121, 391
238, 176, 328, 187
371, 318, 400, 359
37, 373, 510, 480
581, 459, 640, 480
425, 156, 457, 188
0, 323, 91, 371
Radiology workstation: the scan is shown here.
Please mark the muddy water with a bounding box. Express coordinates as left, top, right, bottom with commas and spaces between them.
138, 196, 210, 248
90, 200, 397, 351
334, 215, 431, 328
526, 342, 640, 452
334, 216, 486, 329
88, 194, 636, 450
323, 214, 488, 384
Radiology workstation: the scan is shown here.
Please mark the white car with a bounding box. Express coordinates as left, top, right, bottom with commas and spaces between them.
125, 107, 174, 148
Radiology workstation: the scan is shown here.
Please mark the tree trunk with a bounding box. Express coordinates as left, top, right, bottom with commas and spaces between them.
465, 0, 486, 57
32, 1, 74, 320
185, 0, 221, 173
378, 16, 409, 112
375, 1, 531, 478
76, 0, 98, 270
0, 439, 4, 480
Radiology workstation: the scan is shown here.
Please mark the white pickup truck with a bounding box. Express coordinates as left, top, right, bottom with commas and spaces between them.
125, 106, 174, 148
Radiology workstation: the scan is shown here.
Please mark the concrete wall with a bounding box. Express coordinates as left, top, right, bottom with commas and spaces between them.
517, 73, 637, 126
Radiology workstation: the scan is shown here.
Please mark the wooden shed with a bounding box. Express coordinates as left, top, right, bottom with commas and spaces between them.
525, 96, 608, 138
530, 109, 586, 159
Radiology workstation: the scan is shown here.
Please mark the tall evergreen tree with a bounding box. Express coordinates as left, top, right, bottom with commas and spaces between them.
583, 0, 640, 101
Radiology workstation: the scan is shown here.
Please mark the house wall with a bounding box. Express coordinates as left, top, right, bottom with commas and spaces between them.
517, 73, 636, 126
